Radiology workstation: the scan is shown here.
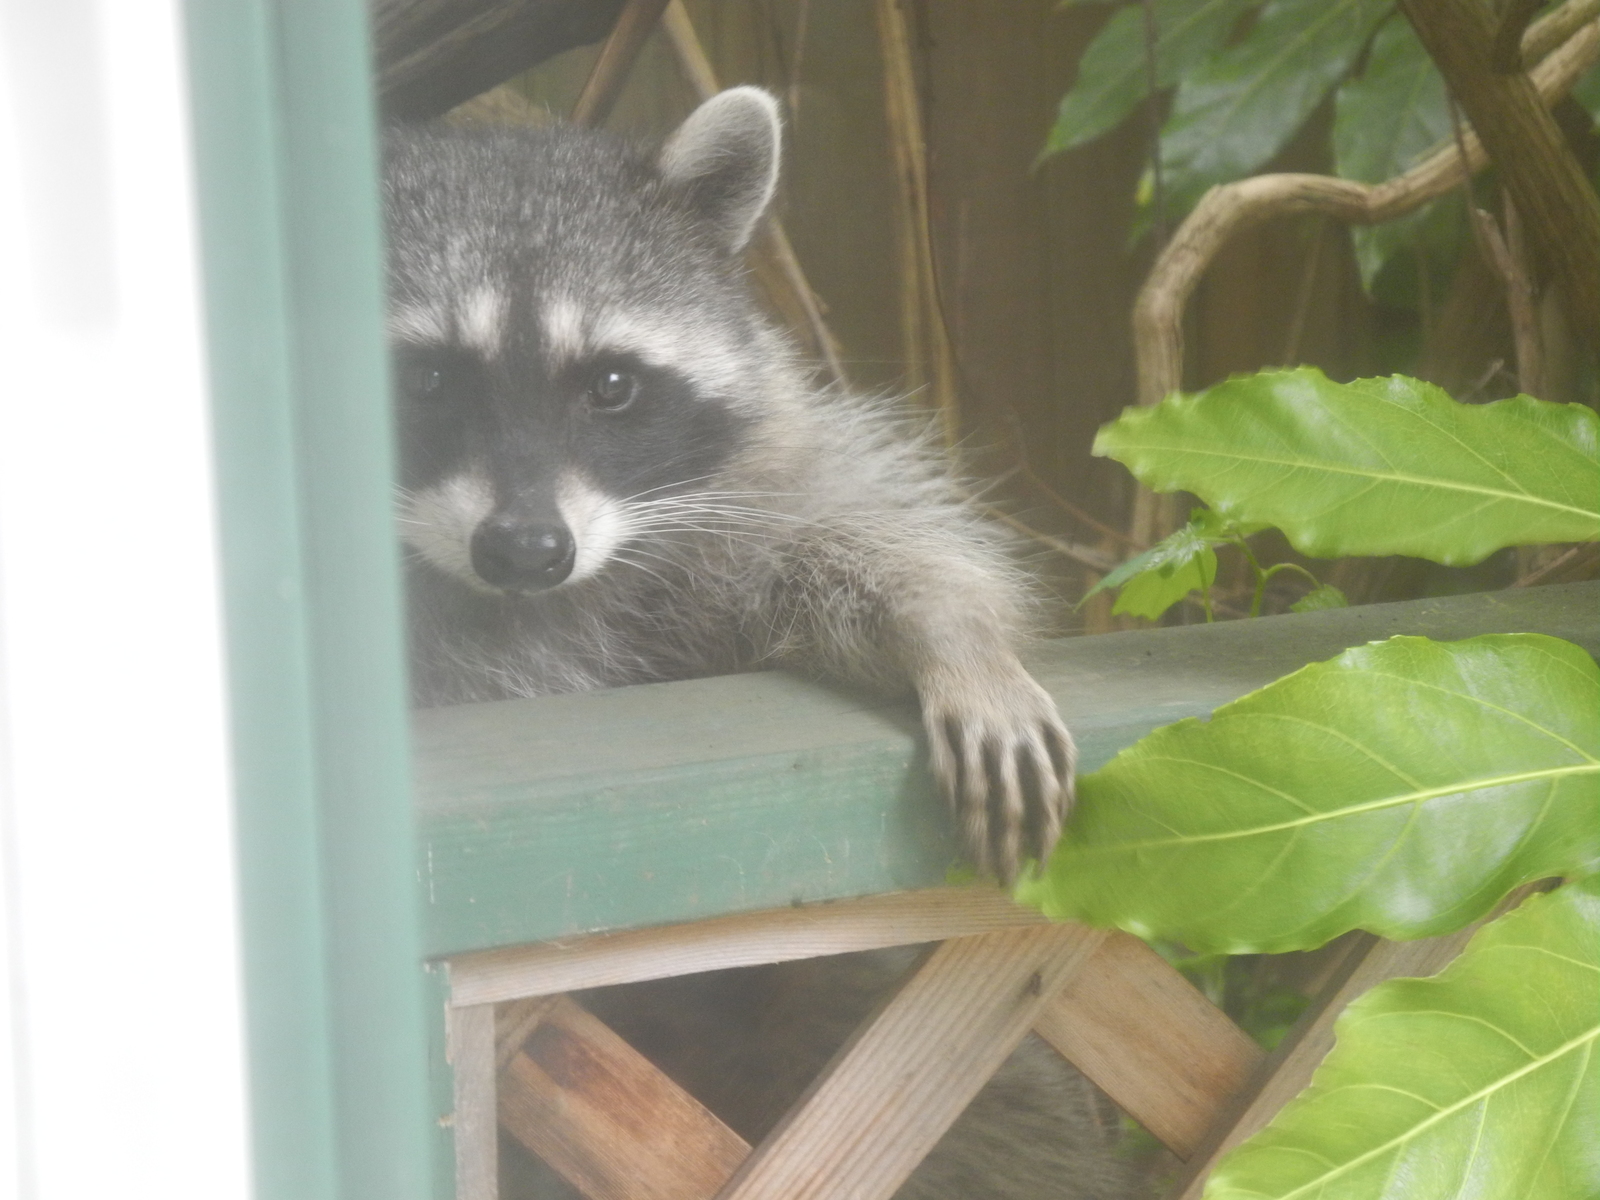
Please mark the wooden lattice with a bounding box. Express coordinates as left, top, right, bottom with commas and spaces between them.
442, 887, 1494, 1200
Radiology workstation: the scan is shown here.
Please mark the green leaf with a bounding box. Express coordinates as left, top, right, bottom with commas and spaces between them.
1041, 0, 1259, 159
1084, 539, 1181, 599
1092, 368, 1600, 565
1017, 634, 1600, 953
1083, 511, 1234, 620
1288, 582, 1347, 612
1334, 16, 1452, 287
1205, 878, 1600, 1200
1160, 0, 1392, 212
1334, 16, 1446, 184
1114, 543, 1217, 619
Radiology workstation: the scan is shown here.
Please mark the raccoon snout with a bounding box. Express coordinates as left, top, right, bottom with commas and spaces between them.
470, 517, 576, 592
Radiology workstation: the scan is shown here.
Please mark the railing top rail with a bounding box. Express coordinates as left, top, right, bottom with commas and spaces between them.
416, 581, 1599, 958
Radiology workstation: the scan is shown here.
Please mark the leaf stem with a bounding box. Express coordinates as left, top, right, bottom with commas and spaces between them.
1229, 535, 1271, 618
1231, 535, 1325, 616
1261, 562, 1326, 613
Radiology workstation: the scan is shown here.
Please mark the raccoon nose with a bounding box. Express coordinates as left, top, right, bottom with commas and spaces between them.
470, 518, 576, 591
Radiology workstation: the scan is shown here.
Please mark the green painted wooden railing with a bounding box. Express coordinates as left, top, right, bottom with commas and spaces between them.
416, 582, 1600, 960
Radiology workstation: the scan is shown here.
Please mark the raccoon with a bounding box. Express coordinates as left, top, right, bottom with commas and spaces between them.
385, 86, 1072, 880
387, 88, 1134, 1199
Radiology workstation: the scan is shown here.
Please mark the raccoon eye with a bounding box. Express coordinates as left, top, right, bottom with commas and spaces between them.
585, 368, 638, 412
398, 353, 452, 400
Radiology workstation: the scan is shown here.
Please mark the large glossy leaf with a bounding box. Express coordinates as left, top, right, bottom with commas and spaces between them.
1334, 16, 1451, 287
1204, 878, 1600, 1200
1092, 368, 1600, 564
1041, 0, 1259, 159
1016, 634, 1600, 953
1160, 0, 1391, 211
1334, 17, 1445, 185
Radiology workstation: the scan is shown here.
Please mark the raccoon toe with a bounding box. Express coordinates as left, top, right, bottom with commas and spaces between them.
921, 658, 1076, 885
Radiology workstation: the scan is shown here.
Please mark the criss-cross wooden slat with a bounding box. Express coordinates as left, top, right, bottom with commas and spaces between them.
712, 924, 1107, 1200
445, 888, 1259, 1200
447, 890, 1528, 1200
498, 995, 748, 1200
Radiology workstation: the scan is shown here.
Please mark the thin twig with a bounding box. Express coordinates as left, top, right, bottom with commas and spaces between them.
876, 0, 962, 447
1467, 196, 1546, 395
998, 409, 1143, 548
1500, 196, 1545, 396
788, 0, 812, 133
1021, 463, 1143, 549
660, 0, 848, 385
571, 0, 673, 127
1446, 90, 1542, 400
1448, 91, 1546, 395
1464, 356, 1511, 400
978, 504, 1119, 573
1511, 542, 1598, 586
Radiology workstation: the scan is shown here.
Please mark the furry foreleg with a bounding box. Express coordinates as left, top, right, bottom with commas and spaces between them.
767, 515, 1075, 883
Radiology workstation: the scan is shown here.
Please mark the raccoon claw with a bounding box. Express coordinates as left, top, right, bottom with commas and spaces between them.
920, 656, 1076, 886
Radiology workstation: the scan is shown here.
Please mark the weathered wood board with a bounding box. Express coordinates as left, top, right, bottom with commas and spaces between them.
1033, 931, 1264, 1161
416, 582, 1598, 957
446, 889, 1271, 1162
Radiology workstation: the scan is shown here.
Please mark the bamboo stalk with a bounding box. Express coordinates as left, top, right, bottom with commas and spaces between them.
874, 0, 962, 447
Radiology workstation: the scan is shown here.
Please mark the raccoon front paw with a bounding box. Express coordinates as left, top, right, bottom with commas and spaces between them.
919, 655, 1076, 886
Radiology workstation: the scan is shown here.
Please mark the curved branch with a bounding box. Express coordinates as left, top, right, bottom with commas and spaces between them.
1131, 14, 1599, 408
1520, 0, 1598, 64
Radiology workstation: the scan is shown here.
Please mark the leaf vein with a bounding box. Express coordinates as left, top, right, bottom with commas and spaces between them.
1273, 1023, 1600, 1199
1097, 763, 1598, 850
1128, 447, 1600, 519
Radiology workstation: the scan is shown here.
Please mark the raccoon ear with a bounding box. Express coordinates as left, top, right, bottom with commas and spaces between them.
658, 86, 780, 255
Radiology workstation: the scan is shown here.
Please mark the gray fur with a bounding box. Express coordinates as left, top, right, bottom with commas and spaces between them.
658, 86, 781, 253
387, 89, 1125, 1198
385, 89, 1073, 877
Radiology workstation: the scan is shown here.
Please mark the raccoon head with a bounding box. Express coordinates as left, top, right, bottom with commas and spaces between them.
384, 88, 784, 595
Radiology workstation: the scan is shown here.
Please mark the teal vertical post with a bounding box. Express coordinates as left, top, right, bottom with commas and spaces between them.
181, 1, 434, 1197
